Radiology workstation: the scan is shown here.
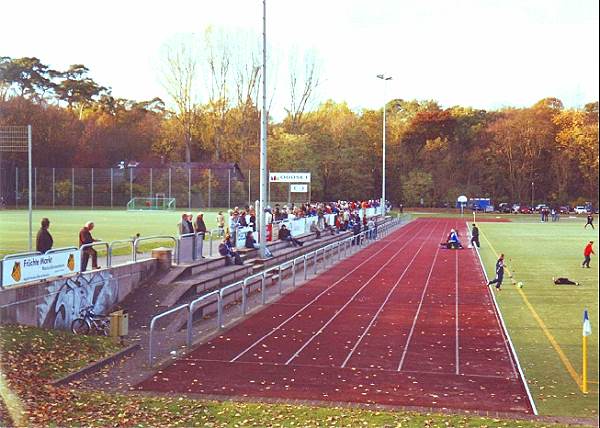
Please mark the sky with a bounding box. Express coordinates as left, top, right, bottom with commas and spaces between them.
1, 0, 598, 120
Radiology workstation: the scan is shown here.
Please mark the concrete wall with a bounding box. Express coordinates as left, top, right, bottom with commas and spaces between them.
0, 259, 157, 330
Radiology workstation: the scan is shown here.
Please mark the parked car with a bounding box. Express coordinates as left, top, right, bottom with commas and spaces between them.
511, 204, 520, 214
535, 204, 549, 212
519, 206, 533, 214
559, 206, 571, 214
574, 206, 588, 214
497, 203, 512, 213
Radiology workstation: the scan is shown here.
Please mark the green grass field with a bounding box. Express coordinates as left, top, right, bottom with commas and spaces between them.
475, 218, 599, 418
0, 208, 225, 257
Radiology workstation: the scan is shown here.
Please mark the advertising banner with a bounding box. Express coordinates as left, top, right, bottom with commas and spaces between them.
2, 250, 81, 287
290, 218, 305, 237
235, 226, 253, 249
269, 172, 311, 183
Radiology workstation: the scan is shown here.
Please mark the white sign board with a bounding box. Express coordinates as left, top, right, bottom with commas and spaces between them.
2, 250, 81, 287
235, 226, 253, 249
269, 172, 311, 183
457, 195, 468, 203
290, 184, 308, 193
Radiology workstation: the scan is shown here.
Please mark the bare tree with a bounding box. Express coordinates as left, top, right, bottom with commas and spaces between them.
286, 48, 321, 133
161, 35, 200, 163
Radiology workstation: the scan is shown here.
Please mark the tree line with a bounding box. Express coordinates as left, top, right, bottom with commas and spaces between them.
1, 52, 598, 207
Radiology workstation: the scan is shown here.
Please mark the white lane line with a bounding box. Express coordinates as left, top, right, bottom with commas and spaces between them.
397, 220, 448, 372
455, 246, 460, 375
340, 221, 440, 368
284, 224, 430, 365
181, 357, 517, 380
229, 221, 419, 363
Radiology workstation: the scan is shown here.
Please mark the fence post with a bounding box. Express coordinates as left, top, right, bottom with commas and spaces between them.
228, 169, 231, 209
208, 169, 211, 209
188, 167, 191, 209
304, 255, 307, 280
242, 281, 247, 315
15, 167, 18, 208
52, 167, 55, 208
261, 274, 266, 305
150, 167, 153, 197
168, 168, 172, 199
72, 167, 75, 207
91, 167, 94, 209
34, 167, 37, 208
292, 260, 296, 287
278, 265, 283, 294
248, 169, 251, 207
110, 168, 113, 208
314, 250, 318, 274
129, 167, 133, 202
217, 291, 224, 328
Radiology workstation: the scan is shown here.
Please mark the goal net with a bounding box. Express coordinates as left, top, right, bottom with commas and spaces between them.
127, 197, 176, 211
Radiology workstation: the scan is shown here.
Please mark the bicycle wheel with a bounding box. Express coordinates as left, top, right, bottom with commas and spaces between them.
98, 320, 110, 336
71, 318, 90, 335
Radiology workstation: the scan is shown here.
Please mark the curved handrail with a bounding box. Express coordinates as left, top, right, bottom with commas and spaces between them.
187, 290, 220, 346
46, 246, 78, 255
134, 235, 178, 263
148, 303, 189, 365
108, 239, 135, 266
3, 251, 41, 261
79, 241, 109, 270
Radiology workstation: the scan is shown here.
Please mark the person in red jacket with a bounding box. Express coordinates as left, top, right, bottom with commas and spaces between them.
582, 241, 595, 268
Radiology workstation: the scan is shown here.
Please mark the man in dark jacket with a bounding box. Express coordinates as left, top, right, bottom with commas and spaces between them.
278, 224, 302, 247
79, 221, 100, 271
36, 218, 53, 254
487, 253, 505, 290
470, 224, 480, 248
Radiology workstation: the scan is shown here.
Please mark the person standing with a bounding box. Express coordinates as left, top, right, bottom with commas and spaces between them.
487, 253, 505, 290
178, 213, 193, 235
216, 211, 225, 237
585, 214, 595, 229
35, 218, 53, 254
470, 223, 480, 248
194, 212, 207, 236
79, 221, 100, 271
582, 241, 595, 268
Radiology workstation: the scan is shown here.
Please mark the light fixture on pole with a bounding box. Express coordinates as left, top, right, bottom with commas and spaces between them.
377, 74, 392, 215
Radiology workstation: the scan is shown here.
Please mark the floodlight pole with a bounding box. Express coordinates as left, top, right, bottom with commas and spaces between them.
28, 125, 32, 251
258, 0, 268, 257
377, 74, 392, 216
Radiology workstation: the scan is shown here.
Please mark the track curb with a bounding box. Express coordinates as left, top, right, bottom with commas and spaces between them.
51, 342, 141, 387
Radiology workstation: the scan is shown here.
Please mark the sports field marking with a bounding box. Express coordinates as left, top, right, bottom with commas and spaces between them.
284, 221, 437, 365
397, 222, 448, 372
479, 228, 582, 391
339, 222, 440, 368
455, 249, 460, 375
229, 220, 418, 363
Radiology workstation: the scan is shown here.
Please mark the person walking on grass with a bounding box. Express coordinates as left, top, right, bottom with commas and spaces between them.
585, 214, 595, 229
487, 253, 505, 291
36, 218, 53, 254
583, 241, 595, 268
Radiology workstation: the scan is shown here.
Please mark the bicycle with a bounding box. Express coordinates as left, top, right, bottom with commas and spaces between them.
71, 305, 110, 336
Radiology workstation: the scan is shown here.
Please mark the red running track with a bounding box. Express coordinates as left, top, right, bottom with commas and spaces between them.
137, 218, 533, 414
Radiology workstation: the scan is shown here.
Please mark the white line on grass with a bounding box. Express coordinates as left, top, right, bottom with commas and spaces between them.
229, 220, 418, 363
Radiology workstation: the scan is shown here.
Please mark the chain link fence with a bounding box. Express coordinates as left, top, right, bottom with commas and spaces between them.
2, 166, 313, 210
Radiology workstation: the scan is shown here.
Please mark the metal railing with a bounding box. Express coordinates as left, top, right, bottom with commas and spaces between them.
148, 304, 189, 365
134, 235, 178, 263
147, 215, 407, 365
79, 241, 109, 270
107, 239, 135, 266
